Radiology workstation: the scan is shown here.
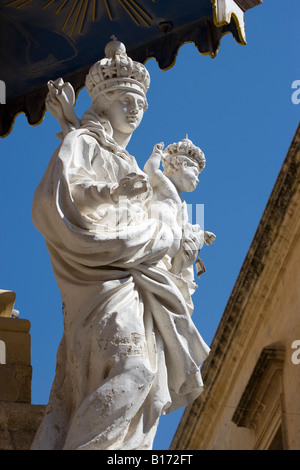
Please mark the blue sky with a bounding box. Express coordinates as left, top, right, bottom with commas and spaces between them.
0, 0, 299, 450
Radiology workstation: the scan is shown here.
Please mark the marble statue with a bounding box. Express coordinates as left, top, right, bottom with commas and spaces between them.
31, 38, 215, 450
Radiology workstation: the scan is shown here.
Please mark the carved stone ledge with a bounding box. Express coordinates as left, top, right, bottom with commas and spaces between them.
232, 342, 285, 429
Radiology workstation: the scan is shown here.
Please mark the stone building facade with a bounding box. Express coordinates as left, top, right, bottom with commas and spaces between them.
171, 124, 300, 450
0, 292, 45, 450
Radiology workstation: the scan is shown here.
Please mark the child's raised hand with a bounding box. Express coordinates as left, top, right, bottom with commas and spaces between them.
151, 142, 164, 159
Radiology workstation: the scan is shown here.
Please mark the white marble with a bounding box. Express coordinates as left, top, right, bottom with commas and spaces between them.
31, 38, 214, 450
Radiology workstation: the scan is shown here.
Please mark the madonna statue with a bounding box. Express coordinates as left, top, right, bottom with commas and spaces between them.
31, 38, 213, 450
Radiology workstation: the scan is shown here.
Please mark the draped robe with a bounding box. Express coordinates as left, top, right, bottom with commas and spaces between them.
31, 119, 209, 450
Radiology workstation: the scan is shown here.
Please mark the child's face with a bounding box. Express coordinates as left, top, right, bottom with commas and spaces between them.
176, 156, 200, 193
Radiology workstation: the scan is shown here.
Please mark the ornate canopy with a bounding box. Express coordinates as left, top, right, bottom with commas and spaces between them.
0, 0, 262, 137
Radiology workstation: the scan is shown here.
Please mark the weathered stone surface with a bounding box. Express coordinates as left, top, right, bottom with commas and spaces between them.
0, 317, 32, 404
0, 364, 32, 403
0, 402, 45, 450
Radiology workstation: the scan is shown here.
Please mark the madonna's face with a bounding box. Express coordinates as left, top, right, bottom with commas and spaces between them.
106, 91, 146, 135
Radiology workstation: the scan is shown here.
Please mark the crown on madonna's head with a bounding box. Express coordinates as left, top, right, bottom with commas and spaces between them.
85, 36, 150, 102
164, 136, 206, 172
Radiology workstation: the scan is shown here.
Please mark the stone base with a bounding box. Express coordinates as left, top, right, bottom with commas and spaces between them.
0, 401, 45, 450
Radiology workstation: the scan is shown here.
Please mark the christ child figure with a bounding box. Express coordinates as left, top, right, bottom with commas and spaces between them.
144, 137, 216, 282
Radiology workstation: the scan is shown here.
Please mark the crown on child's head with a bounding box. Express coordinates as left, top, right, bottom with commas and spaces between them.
164, 136, 206, 172
85, 36, 150, 102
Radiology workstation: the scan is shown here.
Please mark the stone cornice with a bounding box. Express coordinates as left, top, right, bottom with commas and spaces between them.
171, 122, 300, 450
231, 342, 285, 429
